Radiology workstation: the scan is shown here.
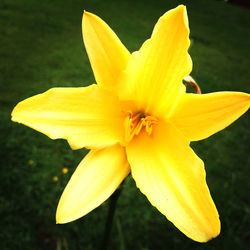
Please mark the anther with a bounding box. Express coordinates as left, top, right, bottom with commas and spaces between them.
124, 111, 158, 142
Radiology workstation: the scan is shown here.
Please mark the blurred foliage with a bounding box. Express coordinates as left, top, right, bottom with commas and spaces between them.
0, 0, 249, 249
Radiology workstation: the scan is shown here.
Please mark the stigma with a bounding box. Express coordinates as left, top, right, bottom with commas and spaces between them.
124, 111, 158, 143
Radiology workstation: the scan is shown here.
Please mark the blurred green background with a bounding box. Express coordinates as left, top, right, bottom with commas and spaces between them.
0, 0, 249, 249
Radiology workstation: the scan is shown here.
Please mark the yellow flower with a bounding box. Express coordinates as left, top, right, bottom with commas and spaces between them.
53, 176, 59, 182
62, 168, 69, 174
11, 5, 249, 242
28, 159, 34, 165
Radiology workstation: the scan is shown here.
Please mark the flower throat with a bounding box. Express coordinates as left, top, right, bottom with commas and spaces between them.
124, 111, 158, 142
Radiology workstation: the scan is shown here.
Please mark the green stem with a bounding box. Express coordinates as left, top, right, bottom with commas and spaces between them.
100, 183, 124, 250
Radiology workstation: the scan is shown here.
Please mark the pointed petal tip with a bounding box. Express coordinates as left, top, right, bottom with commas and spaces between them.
55, 217, 65, 225
11, 104, 23, 123
198, 219, 221, 243
56, 208, 75, 224
82, 10, 96, 25
82, 10, 99, 23
165, 4, 186, 15
159, 5, 189, 34
55, 193, 86, 224
176, 4, 189, 27
11, 102, 20, 120
11, 111, 16, 121
83, 10, 93, 17
177, 4, 186, 10
55, 212, 61, 224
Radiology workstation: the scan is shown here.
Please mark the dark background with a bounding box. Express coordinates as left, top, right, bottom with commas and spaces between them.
0, 0, 249, 249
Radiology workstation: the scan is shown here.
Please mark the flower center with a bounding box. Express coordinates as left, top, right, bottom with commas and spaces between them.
124, 111, 158, 142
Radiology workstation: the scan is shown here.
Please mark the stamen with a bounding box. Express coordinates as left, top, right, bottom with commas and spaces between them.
124, 111, 158, 142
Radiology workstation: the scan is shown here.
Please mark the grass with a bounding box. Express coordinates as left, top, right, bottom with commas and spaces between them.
0, 0, 249, 249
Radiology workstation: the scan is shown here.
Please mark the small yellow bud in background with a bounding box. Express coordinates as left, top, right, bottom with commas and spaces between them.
62, 168, 68, 174
28, 159, 34, 165
53, 176, 59, 182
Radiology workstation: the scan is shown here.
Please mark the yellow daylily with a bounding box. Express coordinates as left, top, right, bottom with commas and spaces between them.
11, 5, 249, 242
62, 168, 69, 174
53, 176, 59, 182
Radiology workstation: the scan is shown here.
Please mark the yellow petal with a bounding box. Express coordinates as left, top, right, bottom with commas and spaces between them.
11, 84, 125, 149
170, 92, 250, 141
126, 121, 220, 242
82, 11, 130, 92
56, 145, 130, 223
121, 5, 192, 118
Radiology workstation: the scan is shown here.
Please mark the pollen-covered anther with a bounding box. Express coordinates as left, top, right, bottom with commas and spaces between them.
124, 111, 158, 142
